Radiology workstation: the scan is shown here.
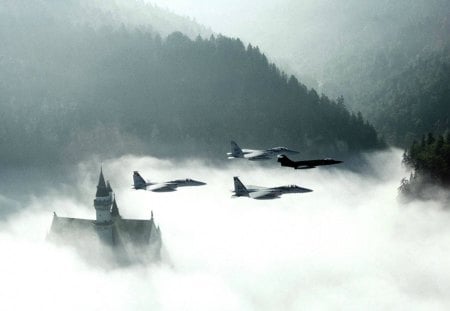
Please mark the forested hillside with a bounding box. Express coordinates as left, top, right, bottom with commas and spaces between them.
223, 0, 449, 147
1, 0, 210, 38
0, 1, 383, 166
227, 0, 449, 99
320, 0, 450, 146
367, 51, 450, 146
313, 1, 450, 147
400, 133, 450, 200
318, 0, 449, 101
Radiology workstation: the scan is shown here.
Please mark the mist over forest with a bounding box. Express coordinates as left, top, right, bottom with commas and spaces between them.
153, 0, 449, 146
1, 1, 450, 310
0, 0, 385, 167
1, 0, 447, 168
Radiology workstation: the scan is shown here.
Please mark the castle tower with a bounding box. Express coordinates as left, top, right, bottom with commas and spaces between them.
48, 167, 162, 264
111, 197, 121, 219
94, 167, 113, 245
106, 181, 113, 196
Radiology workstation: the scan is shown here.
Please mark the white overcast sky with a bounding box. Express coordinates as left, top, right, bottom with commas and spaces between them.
147, 0, 283, 37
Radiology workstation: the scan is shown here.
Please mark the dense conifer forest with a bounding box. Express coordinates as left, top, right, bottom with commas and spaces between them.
400, 132, 450, 199
365, 51, 450, 146
247, 0, 449, 148
0, 3, 383, 166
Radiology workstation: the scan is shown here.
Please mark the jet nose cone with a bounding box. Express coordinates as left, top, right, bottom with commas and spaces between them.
193, 180, 207, 186
299, 187, 313, 193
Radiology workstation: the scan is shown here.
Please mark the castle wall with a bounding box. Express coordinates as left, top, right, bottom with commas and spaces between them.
95, 222, 114, 245
94, 196, 112, 224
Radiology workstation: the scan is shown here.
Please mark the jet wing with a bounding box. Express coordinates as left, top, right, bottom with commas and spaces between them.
246, 185, 267, 191
245, 151, 271, 160
148, 183, 177, 192
228, 148, 256, 158
241, 148, 256, 154
249, 190, 280, 199
294, 164, 316, 169
167, 179, 187, 185
167, 179, 206, 187
293, 159, 341, 168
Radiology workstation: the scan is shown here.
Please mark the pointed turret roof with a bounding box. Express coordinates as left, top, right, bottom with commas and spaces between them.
111, 198, 120, 217
96, 167, 109, 197
106, 181, 113, 193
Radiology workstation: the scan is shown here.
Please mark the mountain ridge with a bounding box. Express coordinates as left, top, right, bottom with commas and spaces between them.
0, 0, 383, 166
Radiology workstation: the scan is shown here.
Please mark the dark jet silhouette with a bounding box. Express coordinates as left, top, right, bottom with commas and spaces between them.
277, 155, 342, 169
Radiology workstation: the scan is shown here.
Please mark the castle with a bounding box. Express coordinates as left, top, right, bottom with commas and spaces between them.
47, 168, 162, 266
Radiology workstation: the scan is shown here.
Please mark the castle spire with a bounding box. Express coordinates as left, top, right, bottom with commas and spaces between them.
106, 180, 112, 193
94, 166, 114, 244
111, 197, 120, 217
96, 167, 109, 197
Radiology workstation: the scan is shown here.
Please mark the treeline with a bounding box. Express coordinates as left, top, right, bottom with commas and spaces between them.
0, 3, 383, 166
400, 133, 450, 199
288, 0, 450, 148
367, 51, 450, 146
0, 0, 210, 39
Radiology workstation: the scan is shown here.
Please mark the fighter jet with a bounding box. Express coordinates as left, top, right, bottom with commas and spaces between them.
133, 171, 206, 192
227, 140, 299, 160
277, 155, 342, 169
232, 176, 312, 200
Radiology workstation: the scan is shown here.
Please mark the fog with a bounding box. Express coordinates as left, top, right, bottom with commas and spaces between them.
148, 0, 276, 36
1, 149, 450, 310
1, 1, 448, 308
2, 0, 387, 167
148, 0, 449, 101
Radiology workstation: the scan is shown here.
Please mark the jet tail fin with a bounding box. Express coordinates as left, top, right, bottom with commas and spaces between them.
229, 140, 244, 158
277, 154, 295, 167
133, 171, 148, 190
233, 176, 249, 197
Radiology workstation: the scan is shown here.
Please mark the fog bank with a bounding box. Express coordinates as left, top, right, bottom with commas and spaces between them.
1, 149, 450, 310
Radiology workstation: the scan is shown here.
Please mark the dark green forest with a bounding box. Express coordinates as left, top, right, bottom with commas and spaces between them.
366, 51, 450, 146
400, 133, 450, 199
0, 3, 383, 167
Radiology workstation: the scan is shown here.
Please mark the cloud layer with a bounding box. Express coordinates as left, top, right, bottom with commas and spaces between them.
1, 149, 450, 310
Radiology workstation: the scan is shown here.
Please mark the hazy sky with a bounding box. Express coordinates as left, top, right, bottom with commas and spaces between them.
2, 150, 450, 310
145, 0, 448, 91
145, 0, 312, 77
141, 0, 342, 86
147, 0, 279, 36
